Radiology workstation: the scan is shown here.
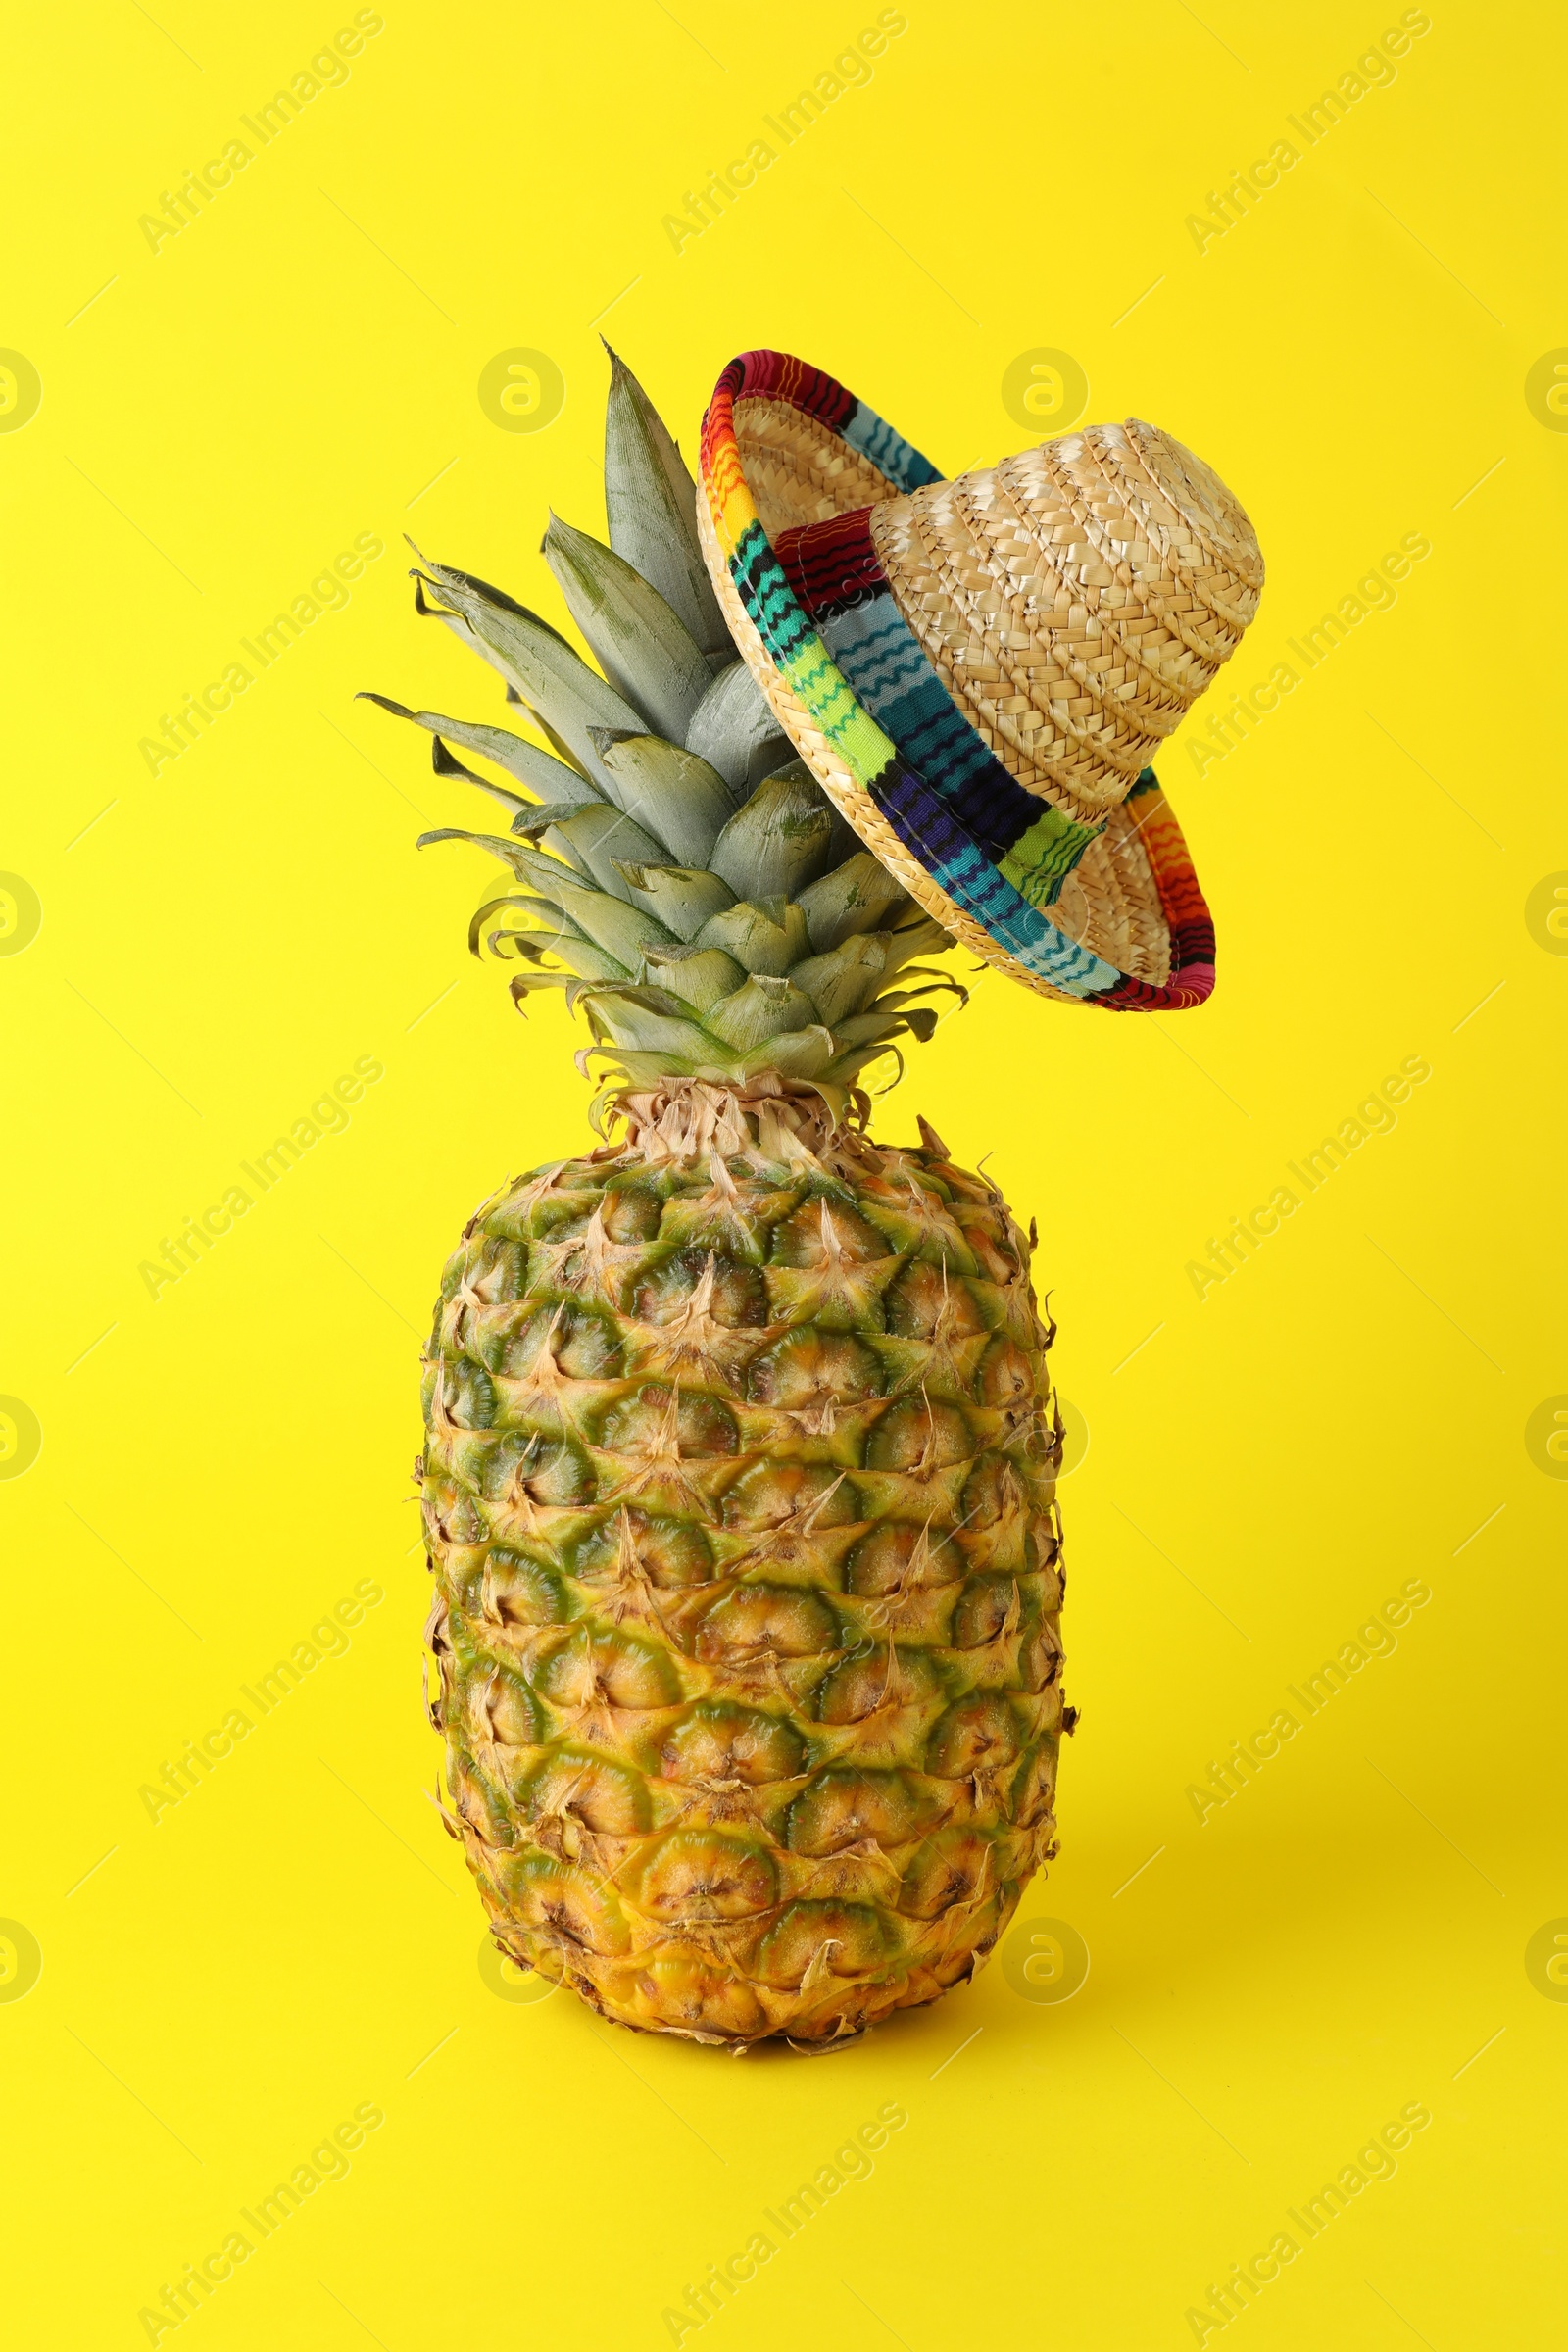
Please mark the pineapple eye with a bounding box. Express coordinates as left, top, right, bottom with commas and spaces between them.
597, 1383, 738, 1459
632, 1830, 778, 1923
950, 1575, 1020, 1648
884, 1260, 987, 1340
695, 1584, 838, 1663
554, 1308, 623, 1378
745, 1327, 883, 1408
599, 1182, 665, 1242
658, 1701, 805, 1786
442, 1359, 498, 1430
503, 1854, 632, 1956
631, 1248, 767, 1329
784, 1767, 931, 1856
897, 1828, 998, 1919
972, 1334, 1036, 1407
719, 1460, 859, 1534
864, 1396, 973, 1473
769, 1194, 886, 1269
484, 1549, 568, 1626
462, 1236, 527, 1302
956, 1453, 1023, 1531
925, 1691, 1024, 1778
844, 1521, 964, 1596
757, 1898, 894, 1988
570, 1509, 713, 1590
516, 1746, 651, 1835
813, 1644, 942, 1727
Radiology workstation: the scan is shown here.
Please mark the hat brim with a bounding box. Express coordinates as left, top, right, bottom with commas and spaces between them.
698, 350, 1216, 1011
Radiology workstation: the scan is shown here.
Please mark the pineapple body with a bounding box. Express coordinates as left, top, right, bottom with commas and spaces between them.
422, 1121, 1065, 2045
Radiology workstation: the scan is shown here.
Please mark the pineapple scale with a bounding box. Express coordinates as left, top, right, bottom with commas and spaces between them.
420, 1131, 1069, 2046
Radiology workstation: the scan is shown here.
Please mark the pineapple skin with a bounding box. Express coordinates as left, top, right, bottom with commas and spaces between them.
421, 1126, 1068, 2046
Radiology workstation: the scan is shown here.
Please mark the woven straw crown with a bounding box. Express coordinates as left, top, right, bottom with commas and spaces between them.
697, 350, 1264, 1011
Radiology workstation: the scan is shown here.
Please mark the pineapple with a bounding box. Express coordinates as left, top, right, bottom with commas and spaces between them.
373, 352, 1067, 2047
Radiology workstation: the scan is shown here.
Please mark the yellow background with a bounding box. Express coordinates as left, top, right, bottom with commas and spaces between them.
3, 2, 1564, 2344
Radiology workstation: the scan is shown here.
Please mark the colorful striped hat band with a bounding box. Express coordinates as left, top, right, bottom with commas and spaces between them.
696, 350, 1264, 1009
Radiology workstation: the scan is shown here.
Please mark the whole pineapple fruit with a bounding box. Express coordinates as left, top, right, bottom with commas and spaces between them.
373, 353, 1067, 2047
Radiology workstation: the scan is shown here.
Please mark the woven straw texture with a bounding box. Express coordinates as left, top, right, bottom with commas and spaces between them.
698, 350, 1260, 1010
867, 422, 1262, 827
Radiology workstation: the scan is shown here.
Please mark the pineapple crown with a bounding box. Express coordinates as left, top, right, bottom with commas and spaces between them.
363, 350, 958, 1121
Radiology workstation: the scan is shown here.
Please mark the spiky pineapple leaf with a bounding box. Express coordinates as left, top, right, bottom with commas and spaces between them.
589, 732, 734, 869
709, 764, 838, 902
738, 1029, 835, 1079
410, 552, 642, 803
543, 805, 667, 903
417, 826, 550, 883
358, 694, 595, 806
612, 861, 736, 943
543, 515, 711, 744
796, 852, 910, 953
638, 943, 747, 1015
508, 800, 608, 840
704, 974, 818, 1053
581, 993, 723, 1063
788, 935, 890, 1027
466, 893, 588, 960
684, 661, 793, 796
691, 898, 809, 976
603, 345, 729, 666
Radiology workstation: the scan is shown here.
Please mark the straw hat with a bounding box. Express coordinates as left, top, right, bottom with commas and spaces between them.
697, 350, 1263, 1009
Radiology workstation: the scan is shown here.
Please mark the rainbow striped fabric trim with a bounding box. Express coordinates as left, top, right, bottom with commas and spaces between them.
699, 349, 1216, 1010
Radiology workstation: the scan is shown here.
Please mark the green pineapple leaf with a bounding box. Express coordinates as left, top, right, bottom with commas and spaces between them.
787, 935, 891, 1027
543, 514, 711, 744
588, 732, 734, 868
410, 552, 642, 801
638, 942, 747, 1014
358, 694, 595, 805
603, 345, 729, 666
611, 861, 736, 943
709, 763, 838, 902
541, 805, 667, 902
704, 974, 819, 1053
684, 661, 793, 796
691, 897, 809, 976
796, 852, 911, 952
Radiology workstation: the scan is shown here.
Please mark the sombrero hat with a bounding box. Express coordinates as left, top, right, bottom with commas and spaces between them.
696, 350, 1263, 1010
